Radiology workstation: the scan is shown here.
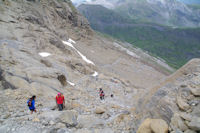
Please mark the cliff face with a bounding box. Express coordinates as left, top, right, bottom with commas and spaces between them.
1, 0, 199, 133
136, 59, 200, 132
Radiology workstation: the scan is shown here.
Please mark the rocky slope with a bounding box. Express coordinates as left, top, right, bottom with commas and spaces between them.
0, 0, 171, 133
136, 59, 200, 133
0, 0, 199, 133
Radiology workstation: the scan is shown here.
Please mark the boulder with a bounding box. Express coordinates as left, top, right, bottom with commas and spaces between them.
39, 111, 62, 122
150, 119, 169, 133
179, 113, 192, 121
188, 117, 200, 131
77, 115, 104, 128
55, 122, 66, 129
60, 110, 78, 128
176, 96, 190, 111
190, 88, 200, 96
94, 107, 106, 114
137, 118, 168, 133
137, 119, 153, 133
171, 114, 188, 131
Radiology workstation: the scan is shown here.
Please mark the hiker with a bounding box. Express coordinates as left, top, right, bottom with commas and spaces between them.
99, 88, 105, 100
56, 93, 65, 111
111, 94, 114, 98
27, 95, 36, 114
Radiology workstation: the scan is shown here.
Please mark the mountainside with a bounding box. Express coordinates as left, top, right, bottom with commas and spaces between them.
0, 0, 173, 133
78, 4, 200, 69
178, 0, 200, 4
75, 0, 200, 27
0, 0, 199, 133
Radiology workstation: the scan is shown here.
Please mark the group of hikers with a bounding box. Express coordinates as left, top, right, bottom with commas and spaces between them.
27, 93, 65, 113
27, 88, 112, 113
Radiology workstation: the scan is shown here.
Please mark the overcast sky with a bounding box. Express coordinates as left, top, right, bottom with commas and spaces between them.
71, 0, 200, 5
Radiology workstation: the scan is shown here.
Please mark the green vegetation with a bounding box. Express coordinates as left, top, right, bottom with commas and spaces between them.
177, 0, 200, 5
97, 24, 200, 69
78, 4, 200, 69
188, 4, 200, 10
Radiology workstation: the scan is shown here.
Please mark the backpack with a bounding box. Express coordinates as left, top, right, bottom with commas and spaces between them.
28, 99, 32, 107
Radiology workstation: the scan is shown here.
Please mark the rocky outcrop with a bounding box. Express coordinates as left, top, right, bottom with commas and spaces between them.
136, 59, 200, 133
137, 118, 169, 133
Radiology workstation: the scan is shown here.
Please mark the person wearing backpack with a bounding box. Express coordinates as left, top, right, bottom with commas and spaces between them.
56, 93, 65, 111
99, 88, 105, 100
27, 95, 36, 114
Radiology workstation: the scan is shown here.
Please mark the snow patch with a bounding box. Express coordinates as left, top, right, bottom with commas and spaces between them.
62, 40, 95, 65
77, 51, 95, 65
62, 41, 75, 49
67, 81, 75, 86
39, 52, 51, 57
92, 71, 98, 77
68, 38, 76, 44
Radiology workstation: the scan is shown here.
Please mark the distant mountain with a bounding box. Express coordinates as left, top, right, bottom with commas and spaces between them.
78, 4, 200, 68
115, 0, 200, 27
177, 0, 200, 4
77, 0, 200, 27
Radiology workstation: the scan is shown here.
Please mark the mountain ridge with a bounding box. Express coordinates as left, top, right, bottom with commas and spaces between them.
78, 4, 200, 69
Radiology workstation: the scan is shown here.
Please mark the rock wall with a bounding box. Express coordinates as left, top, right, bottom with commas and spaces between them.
136, 59, 200, 133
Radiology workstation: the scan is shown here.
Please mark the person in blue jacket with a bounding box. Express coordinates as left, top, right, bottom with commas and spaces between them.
27, 95, 36, 114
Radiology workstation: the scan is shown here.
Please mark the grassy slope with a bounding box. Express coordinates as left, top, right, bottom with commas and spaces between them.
78, 4, 200, 69
99, 25, 200, 69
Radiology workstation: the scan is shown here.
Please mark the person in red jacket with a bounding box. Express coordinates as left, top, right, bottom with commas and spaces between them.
56, 93, 65, 111
99, 88, 105, 100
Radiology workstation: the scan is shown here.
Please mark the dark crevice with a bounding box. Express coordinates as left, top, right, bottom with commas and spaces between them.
57, 74, 67, 86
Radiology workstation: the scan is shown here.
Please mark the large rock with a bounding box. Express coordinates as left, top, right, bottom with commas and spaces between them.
176, 96, 190, 111
39, 111, 63, 122
77, 115, 104, 128
179, 113, 192, 121
60, 110, 78, 127
94, 107, 106, 114
190, 88, 200, 96
171, 114, 188, 131
39, 110, 78, 128
150, 119, 169, 133
137, 118, 169, 133
188, 117, 200, 131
